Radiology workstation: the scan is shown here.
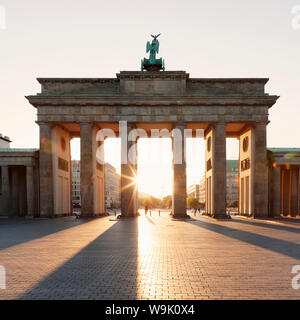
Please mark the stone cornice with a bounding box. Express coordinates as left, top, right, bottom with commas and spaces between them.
36, 76, 268, 84
26, 95, 279, 107
188, 78, 269, 84
0, 149, 39, 157
37, 78, 118, 84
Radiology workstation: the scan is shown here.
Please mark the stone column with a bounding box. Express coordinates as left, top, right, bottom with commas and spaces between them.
92, 128, 106, 215
39, 122, 54, 217
69, 137, 73, 216
132, 137, 138, 215
19, 171, 27, 216
254, 123, 268, 217
172, 123, 188, 218
271, 165, 281, 218
80, 122, 95, 217
205, 129, 212, 216
120, 122, 138, 217
211, 122, 227, 218
11, 168, 19, 216
1, 166, 10, 215
26, 165, 35, 217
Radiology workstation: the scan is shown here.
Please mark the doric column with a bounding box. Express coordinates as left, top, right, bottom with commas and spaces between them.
19, 171, 27, 216
172, 123, 188, 218
281, 169, 289, 216
80, 122, 95, 217
93, 127, 106, 215
211, 122, 227, 218
1, 166, 10, 215
69, 137, 73, 215
120, 122, 138, 217
99, 139, 106, 214
39, 122, 54, 217
271, 165, 281, 218
205, 130, 212, 216
253, 122, 268, 217
132, 137, 138, 215
26, 165, 35, 217
11, 168, 19, 216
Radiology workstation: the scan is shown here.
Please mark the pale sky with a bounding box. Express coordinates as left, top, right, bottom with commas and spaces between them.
1, 0, 300, 197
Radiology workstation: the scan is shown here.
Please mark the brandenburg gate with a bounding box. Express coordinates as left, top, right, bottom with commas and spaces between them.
26, 35, 279, 219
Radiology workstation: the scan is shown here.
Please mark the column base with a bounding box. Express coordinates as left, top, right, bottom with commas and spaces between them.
118, 212, 140, 219
212, 214, 231, 220
77, 213, 107, 218
172, 214, 191, 220
203, 212, 231, 219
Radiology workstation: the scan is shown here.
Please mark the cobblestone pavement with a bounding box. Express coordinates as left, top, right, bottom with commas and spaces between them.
0, 211, 300, 300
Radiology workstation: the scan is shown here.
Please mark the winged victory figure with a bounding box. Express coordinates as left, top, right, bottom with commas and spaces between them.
141, 34, 165, 71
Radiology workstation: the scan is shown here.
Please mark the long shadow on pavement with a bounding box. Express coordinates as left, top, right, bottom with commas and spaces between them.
185, 219, 300, 260
21, 219, 139, 300
229, 217, 300, 235
0, 217, 93, 251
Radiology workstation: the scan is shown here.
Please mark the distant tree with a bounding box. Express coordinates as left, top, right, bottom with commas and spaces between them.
139, 194, 161, 209
187, 196, 200, 210
166, 197, 172, 209
161, 195, 172, 209
149, 195, 160, 208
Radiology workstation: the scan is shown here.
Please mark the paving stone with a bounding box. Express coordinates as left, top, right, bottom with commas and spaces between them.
0, 213, 300, 299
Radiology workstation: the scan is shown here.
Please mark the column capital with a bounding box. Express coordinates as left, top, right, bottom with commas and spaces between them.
254, 121, 269, 126
204, 122, 226, 139
173, 122, 186, 128
36, 121, 54, 127
125, 121, 136, 129
213, 121, 227, 127
79, 121, 93, 126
